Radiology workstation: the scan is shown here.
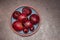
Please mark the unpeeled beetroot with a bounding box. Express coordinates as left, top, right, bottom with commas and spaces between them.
23, 19, 33, 28
30, 27, 34, 31
12, 11, 21, 19
18, 13, 27, 22
30, 14, 40, 24
12, 21, 23, 31
22, 7, 32, 16
23, 27, 29, 33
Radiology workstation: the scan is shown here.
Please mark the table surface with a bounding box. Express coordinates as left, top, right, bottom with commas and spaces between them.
0, 0, 60, 40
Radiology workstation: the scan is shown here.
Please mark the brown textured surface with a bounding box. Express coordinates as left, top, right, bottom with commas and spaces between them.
0, 0, 60, 40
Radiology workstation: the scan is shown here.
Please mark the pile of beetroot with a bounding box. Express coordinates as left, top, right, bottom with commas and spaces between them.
12, 7, 40, 33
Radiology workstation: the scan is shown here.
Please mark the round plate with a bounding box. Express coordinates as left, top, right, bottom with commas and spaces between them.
11, 6, 40, 37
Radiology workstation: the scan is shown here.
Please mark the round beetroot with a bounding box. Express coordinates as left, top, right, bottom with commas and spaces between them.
22, 7, 32, 16
18, 13, 27, 22
23, 27, 29, 33
12, 21, 23, 31
23, 20, 33, 28
30, 27, 34, 31
30, 14, 40, 24
12, 11, 21, 19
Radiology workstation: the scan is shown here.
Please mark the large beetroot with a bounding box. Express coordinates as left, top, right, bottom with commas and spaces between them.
30, 14, 40, 24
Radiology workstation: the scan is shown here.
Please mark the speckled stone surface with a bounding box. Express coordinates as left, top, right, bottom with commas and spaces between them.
0, 0, 60, 40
